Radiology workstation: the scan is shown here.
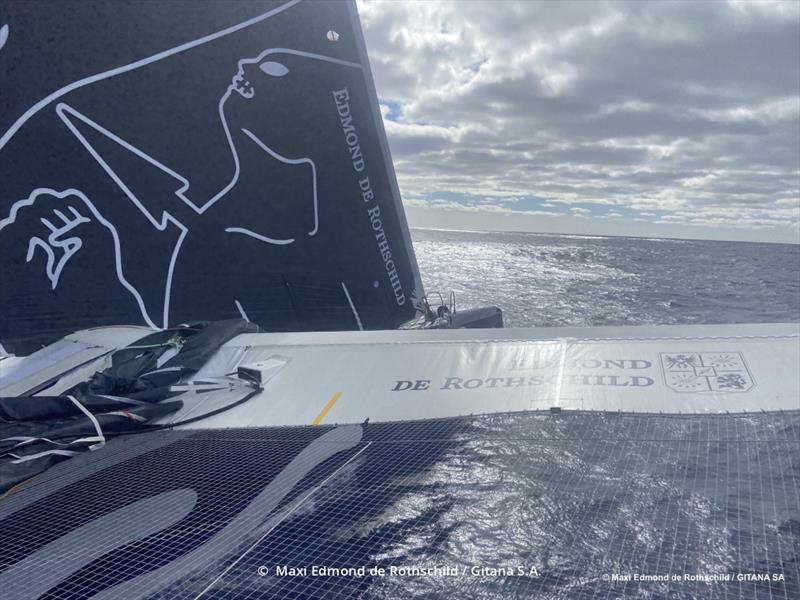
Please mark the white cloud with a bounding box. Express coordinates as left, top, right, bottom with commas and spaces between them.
359, 0, 800, 242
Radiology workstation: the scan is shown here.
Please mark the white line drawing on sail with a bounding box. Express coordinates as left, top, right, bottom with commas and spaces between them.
1, 45, 362, 329
0, 189, 163, 328
239, 126, 318, 238
27, 206, 90, 290
224, 48, 362, 238
224, 228, 295, 245
0, 0, 304, 151
53, 102, 190, 329
0, 0, 368, 333
0, 1, 306, 332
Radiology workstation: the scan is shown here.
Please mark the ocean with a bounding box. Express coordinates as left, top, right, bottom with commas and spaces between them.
411, 228, 800, 328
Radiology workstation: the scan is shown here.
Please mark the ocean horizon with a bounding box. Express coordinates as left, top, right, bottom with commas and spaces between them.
412, 226, 800, 246
411, 228, 800, 329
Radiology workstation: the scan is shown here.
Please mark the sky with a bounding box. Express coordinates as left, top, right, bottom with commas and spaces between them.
358, 0, 800, 243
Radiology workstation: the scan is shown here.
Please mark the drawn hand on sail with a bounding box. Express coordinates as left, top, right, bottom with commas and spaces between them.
0, 189, 109, 290
0, 188, 161, 328
26, 204, 90, 290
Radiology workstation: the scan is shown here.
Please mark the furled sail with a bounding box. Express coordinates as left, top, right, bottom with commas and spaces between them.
0, 0, 423, 354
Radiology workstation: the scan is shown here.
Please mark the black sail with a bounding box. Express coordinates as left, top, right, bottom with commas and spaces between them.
0, 0, 423, 354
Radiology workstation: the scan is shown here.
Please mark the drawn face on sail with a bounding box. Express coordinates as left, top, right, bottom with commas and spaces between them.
226, 52, 311, 161
218, 49, 368, 245
225, 50, 361, 160
231, 56, 290, 100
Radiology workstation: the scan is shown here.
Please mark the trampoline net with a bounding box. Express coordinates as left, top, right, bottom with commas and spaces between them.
1, 410, 798, 599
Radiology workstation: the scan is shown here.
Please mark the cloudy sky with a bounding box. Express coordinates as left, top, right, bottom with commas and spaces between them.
358, 0, 800, 243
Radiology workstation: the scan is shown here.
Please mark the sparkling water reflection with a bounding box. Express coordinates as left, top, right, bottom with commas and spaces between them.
412, 229, 800, 328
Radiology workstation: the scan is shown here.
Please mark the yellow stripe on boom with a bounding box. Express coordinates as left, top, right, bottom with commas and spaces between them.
311, 391, 342, 425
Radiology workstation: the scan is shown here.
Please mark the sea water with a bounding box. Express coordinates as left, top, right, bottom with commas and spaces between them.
411, 228, 800, 327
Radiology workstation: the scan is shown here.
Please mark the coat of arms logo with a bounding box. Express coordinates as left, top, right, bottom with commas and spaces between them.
660, 352, 754, 393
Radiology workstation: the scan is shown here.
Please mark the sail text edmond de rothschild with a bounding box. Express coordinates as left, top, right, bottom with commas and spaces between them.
333, 87, 405, 306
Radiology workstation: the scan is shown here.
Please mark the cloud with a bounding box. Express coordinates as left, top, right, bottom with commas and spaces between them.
358, 0, 800, 242
570, 207, 592, 216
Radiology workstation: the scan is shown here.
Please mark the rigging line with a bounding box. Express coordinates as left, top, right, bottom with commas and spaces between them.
234, 299, 250, 322
341, 282, 363, 331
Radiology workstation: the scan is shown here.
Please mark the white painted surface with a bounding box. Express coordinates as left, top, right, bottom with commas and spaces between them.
173, 323, 800, 428
8, 323, 798, 423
